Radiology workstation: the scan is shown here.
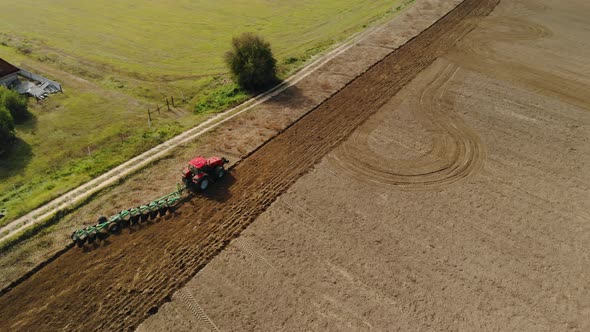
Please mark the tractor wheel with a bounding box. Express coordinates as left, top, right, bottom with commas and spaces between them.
97, 216, 108, 225
140, 213, 149, 222
120, 217, 130, 228
131, 214, 140, 224
215, 166, 225, 179
199, 177, 210, 191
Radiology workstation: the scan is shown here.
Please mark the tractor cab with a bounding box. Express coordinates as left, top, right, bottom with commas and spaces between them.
182, 156, 229, 191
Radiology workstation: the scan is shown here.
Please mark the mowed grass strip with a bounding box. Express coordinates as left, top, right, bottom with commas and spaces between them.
0, 0, 406, 227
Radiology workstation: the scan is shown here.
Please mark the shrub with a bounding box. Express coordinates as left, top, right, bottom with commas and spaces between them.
225, 33, 277, 91
0, 105, 15, 147
0, 86, 29, 122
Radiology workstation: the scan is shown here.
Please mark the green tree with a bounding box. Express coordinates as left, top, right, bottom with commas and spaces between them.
225, 32, 277, 91
0, 86, 29, 122
0, 105, 15, 149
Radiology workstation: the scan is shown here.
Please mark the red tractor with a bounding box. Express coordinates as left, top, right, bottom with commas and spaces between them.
182, 156, 229, 191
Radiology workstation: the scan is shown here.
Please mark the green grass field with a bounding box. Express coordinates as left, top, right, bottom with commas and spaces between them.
0, 0, 406, 227
1, 0, 402, 78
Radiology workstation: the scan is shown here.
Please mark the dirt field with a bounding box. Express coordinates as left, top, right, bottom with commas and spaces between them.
0, 0, 501, 330
0, 0, 462, 289
138, 0, 590, 331
1, 0, 588, 330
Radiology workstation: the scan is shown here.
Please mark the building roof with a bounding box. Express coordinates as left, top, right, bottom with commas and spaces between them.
0, 58, 20, 78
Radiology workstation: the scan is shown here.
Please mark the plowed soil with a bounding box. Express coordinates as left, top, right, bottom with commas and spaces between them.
139, 0, 589, 330
0, 0, 501, 330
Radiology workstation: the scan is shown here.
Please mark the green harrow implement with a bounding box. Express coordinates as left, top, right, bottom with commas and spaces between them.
71, 184, 187, 247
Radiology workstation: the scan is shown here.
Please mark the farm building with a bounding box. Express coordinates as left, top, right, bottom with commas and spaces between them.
0, 57, 62, 99
0, 58, 20, 86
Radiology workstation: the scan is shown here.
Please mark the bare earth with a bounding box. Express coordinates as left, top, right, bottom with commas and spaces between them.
1, 0, 588, 330
139, 0, 590, 331
0, 0, 501, 330
0, 0, 462, 290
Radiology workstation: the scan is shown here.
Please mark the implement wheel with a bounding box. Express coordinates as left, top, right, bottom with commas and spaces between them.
76, 236, 87, 248
148, 209, 158, 219
108, 221, 120, 233
87, 231, 97, 244
159, 206, 168, 217
97, 231, 109, 240
140, 212, 149, 222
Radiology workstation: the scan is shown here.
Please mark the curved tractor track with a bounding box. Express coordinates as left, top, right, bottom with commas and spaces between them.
327, 62, 485, 189
0, 0, 500, 330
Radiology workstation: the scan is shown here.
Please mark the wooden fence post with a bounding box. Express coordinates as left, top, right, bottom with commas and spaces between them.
166, 98, 170, 111
148, 108, 152, 128
171, 96, 175, 107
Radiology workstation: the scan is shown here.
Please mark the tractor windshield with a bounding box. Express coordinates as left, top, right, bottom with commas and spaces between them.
189, 165, 201, 174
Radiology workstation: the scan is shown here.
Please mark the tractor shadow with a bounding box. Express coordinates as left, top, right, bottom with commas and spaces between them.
200, 172, 237, 203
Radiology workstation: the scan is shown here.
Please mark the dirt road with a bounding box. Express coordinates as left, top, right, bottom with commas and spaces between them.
0, 0, 500, 330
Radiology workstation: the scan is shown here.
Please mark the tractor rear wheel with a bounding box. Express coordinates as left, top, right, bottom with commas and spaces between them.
140, 213, 149, 222
215, 166, 225, 179
131, 214, 140, 224
199, 177, 210, 191
97, 216, 107, 224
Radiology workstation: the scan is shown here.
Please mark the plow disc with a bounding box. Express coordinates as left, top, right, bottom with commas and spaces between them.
71, 185, 186, 247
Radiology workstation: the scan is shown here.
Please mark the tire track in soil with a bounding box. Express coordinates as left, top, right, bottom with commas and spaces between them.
327, 62, 486, 189
0, 1, 500, 330
178, 289, 221, 332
